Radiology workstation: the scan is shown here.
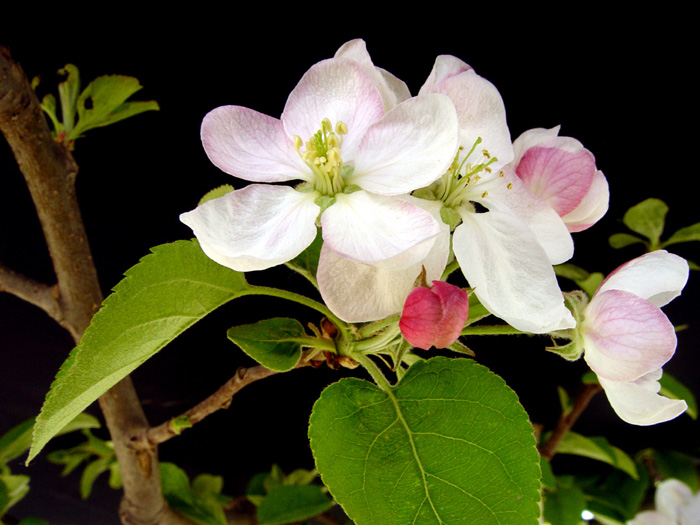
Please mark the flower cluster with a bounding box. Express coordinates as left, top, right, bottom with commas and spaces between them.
181, 39, 690, 427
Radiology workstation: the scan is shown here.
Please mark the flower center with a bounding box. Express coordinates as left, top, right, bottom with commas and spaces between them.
294, 118, 351, 197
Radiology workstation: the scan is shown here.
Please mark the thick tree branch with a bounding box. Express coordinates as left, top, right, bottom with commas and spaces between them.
538, 382, 602, 460
1, 46, 189, 524
148, 361, 313, 445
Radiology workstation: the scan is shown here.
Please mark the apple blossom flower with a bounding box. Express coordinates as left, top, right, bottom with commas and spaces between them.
578, 250, 689, 425
180, 58, 459, 273
399, 280, 469, 350
511, 126, 609, 232
414, 55, 575, 333
628, 478, 700, 525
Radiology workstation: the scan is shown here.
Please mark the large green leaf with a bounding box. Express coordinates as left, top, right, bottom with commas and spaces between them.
309, 357, 541, 524
29, 240, 251, 463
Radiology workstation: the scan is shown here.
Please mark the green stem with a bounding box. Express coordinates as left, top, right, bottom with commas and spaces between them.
461, 325, 526, 336
440, 259, 460, 281
297, 336, 336, 352
357, 314, 399, 339
352, 353, 394, 392
248, 285, 349, 337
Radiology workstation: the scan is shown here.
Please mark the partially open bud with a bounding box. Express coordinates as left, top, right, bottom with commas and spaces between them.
399, 281, 469, 350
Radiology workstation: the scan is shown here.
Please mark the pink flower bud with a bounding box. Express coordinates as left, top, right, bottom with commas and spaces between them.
399, 281, 469, 350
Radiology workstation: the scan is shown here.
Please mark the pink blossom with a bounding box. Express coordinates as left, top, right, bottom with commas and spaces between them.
580, 251, 689, 425
399, 281, 469, 350
511, 126, 609, 232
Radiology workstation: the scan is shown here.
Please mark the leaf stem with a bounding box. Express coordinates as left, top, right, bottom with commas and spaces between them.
352, 353, 394, 392
461, 324, 527, 336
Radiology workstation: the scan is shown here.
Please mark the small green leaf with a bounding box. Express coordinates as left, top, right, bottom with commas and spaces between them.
80, 456, 113, 499
29, 240, 251, 464
161, 463, 228, 525
57, 64, 81, 134
609, 233, 646, 250
575, 464, 649, 522
0, 471, 30, 516
227, 318, 317, 372
18, 519, 50, 525
40, 93, 63, 136
257, 485, 334, 525
169, 416, 193, 435
543, 484, 587, 525
0, 413, 99, 465
651, 449, 700, 492
284, 468, 317, 486
659, 372, 697, 419
662, 222, 700, 247
309, 357, 541, 525
555, 432, 638, 479
68, 74, 158, 140
198, 185, 235, 206
622, 198, 668, 247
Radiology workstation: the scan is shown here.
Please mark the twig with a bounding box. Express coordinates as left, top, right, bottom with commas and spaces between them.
148, 361, 313, 445
538, 383, 602, 460
0, 262, 64, 325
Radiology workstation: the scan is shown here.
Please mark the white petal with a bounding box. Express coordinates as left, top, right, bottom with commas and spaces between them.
282, 58, 384, 158
334, 39, 411, 110
598, 250, 689, 307
180, 185, 319, 272
655, 479, 694, 521
422, 64, 513, 168
582, 289, 677, 381
599, 371, 688, 426
561, 169, 610, 232
452, 208, 574, 333
201, 106, 308, 182
486, 167, 573, 265
418, 55, 473, 96
321, 191, 440, 265
318, 197, 450, 322
349, 94, 459, 195
628, 511, 676, 525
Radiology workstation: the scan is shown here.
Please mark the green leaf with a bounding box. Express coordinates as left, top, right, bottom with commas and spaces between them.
540, 457, 556, 490
553, 264, 603, 297
555, 432, 638, 479
40, 93, 63, 136
543, 484, 587, 525
57, 64, 81, 134
80, 456, 113, 499
227, 318, 316, 372
0, 413, 99, 465
285, 228, 322, 287
663, 222, 700, 247
18, 519, 50, 525
575, 464, 649, 522
0, 471, 30, 516
608, 233, 646, 250
257, 485, 334, 525
161, 463, 228, 525
68, 74, 158, 140
659, 372, 698, 419
309, 357, 541, 525
622, 198, 668, 247
651, 449, 700, 492
29, 240, 251, 464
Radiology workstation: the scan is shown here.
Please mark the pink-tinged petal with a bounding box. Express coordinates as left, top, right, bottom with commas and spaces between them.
180, 185, 319, 272
400, 281, 469, 350
561, 169, 609, 232
453, 208, 575, 333
349, 94, 459, 195
317, 197, 450, 323
582, 289, 677, 381
598, 251, 689, 307
201, 106, 308, 183
511, 127, 561, 166
486, 167, 573, 265
418, 55, 473, 96
334, 39, 411, 110
422, 63, 513, 168
515, 142, 596, 217
598, 370, 688, 426
281, 59, 384, 158
655, 479, 694, 521
321, 191, 440, 266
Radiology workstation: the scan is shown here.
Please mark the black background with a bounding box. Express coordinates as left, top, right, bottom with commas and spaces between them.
1, 10, 697, 524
